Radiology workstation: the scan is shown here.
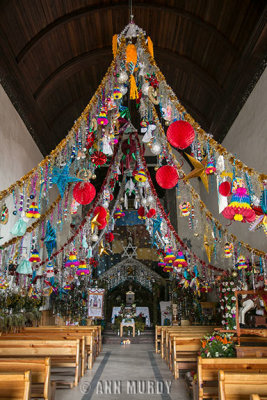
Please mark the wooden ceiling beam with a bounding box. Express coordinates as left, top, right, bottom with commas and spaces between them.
16, 2, 237, 64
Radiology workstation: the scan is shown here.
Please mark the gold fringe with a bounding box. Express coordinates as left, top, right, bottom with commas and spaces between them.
129, 74, 139, 100
147, 36, 154, 58
112, 34, 117, 57
126, 43, 137, 65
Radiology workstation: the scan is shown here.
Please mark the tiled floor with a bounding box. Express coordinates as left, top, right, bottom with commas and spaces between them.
55, 343, 190, 400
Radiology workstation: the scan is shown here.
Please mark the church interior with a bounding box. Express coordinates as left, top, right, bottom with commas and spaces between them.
0, 1, 266, 399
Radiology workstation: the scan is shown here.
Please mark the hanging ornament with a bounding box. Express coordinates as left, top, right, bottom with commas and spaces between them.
167, 121, 195, 149
45, 261, 54, 278
184, 154, 209, 192
91, 233, 99, 242
26, 202, 40, 218
44, 221, 57, 259
148, 86, 159, 105
99, 240, 109, 256
224, 242, 234, 258
158, 257, 166, 268
219, 181, 232, 197
250, 186, 267, 235
93, 206, 108, 229
173, 251, 188, 268
91, 151, 107, 166
118, 70, 128, 84
151, 141, 162, 155
10, 213, 28, 236
113, 86, 123, 100
76, 260, 90, 276
65, 251, 80, 268
204, 235, 213, 263
51, 164, 82, 198
82, 236, 88, 249
114, 207, 125, 219
147, 208, 156, 218
156, 165, 178, 189
73, 181, 96, 205
205, 160, 216, 175
91, 213, 101, 233
236, 255, 248, 270
163, 261, 173, 273
222, 177, 256, 223
164, 248, 175, 264
86, 132, 95, 149
16, 259, 32, 275
70, 199, 79, 214
97, 109, 109, 125
29, 249, 41, 263
105, 232, 114, 242
126, 43, 138, 100
0, 204, 8, 224
179, 202, 191, 217
133, 169, 147, 183
0, 274, 9, 290
138, 206, 146, 219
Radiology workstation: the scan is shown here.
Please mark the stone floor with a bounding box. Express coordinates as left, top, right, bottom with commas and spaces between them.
55, 343, 191, 400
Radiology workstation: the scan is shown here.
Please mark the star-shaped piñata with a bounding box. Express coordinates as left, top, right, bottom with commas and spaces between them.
184, 154, 209, 192
44, 221, 57, 259
51, 164, 82, 198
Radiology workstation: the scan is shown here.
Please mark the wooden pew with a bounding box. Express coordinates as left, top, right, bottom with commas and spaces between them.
172, 336, 204, 379
0, 370, 31, 400
198, 357, 267, 400
0, 332, 86, 376
25, 325, 100, 365
219, 370, 267, 400
236, 346, 267, 358
155, 325, 161, 353
0, 358, 54, 400
251, 395, 267, 400
0, 339, 80, 387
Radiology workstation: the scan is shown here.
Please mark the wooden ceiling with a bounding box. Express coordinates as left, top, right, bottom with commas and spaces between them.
0, 0, 266, 155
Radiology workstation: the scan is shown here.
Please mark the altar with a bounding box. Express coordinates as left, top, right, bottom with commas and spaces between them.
111, 306, 151, 327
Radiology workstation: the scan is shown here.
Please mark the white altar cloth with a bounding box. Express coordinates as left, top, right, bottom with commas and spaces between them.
111, 306, 150, 327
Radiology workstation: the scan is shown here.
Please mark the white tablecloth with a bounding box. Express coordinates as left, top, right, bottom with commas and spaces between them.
111, 307, 150, 327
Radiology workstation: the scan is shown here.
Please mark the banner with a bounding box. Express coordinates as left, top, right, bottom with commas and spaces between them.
88, 288, 105, 319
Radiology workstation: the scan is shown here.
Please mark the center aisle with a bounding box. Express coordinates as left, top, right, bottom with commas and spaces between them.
55, 343, 190, 400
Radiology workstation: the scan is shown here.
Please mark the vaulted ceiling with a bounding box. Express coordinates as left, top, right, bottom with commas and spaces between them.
0, 0, 266, 155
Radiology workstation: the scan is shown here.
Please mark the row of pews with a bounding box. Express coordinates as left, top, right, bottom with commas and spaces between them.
0, 324, 102, 399
155, 325, 267, 399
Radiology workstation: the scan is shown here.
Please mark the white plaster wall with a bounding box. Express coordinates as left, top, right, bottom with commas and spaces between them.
0, 85, 43, 191
200, 67, 267, 252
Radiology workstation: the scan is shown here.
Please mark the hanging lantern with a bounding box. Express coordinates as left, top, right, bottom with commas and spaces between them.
205, 161, 216, 175
114, 207, 125, 219
236, 255, 248, 270
113, 86, 123, 100
97, 109, 109, 125
137, 206, 146, 219
65, 252, 80, 268
167, 120, 195, 149
45, 261, 54, 278
133, 169, 147, 183
173, 251, 188, 268
156, 166, 178, 189
179, 201, 191, 217
73, 181, 96, 205
224, 242, 234, 258
29, 249, 41, 263
147, 208, 156, 218
76, 260, 90, 276
222, 178, 256, 223
26, 202, 40, 218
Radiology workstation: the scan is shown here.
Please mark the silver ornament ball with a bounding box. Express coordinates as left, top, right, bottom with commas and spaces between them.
151, 142, 162, 155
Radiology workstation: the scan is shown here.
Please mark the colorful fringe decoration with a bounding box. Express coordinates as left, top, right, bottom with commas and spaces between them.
76, 260, 90, 276
173, 251, 188, 268
236, 255, 248, 270
29, 249, 41, 263
65, 251, 80, 268
164, 248, 175, 264
26, 202, 40, 218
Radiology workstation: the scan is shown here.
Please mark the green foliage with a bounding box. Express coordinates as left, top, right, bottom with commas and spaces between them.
200, 331, 236, 358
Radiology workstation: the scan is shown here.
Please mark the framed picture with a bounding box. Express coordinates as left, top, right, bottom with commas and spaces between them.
88, 288, 105, 319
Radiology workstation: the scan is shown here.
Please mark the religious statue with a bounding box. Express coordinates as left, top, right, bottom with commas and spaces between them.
239, 283, 264, 327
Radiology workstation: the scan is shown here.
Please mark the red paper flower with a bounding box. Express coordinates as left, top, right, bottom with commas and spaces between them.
91, 151, 107, 166
73, 182, 96, 205
86, 132, 95, 149
156, 165, 178, 189
167, 120, 195, 149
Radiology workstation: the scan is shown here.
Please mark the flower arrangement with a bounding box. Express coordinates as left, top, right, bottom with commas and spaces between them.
200, 331, 236, 358
118, 303, 136, 322
219, 276, 240, 330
